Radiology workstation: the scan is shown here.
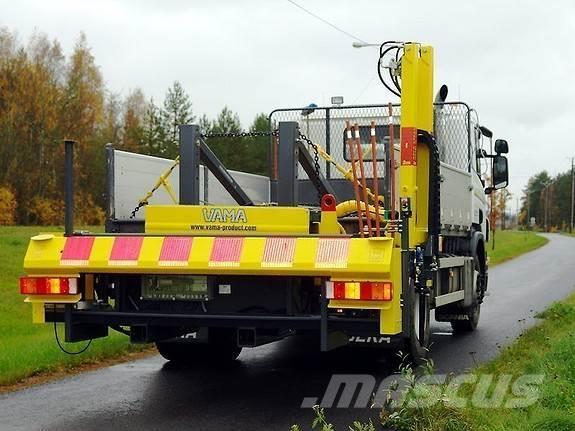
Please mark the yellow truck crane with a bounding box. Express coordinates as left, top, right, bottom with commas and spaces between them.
19, 42, 509, 364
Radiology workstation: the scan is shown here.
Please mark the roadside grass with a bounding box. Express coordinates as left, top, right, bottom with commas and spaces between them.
0, 226, 150, 389
297, 292, 575, 431
488, 230, 548, 266
465, 294, 575, 430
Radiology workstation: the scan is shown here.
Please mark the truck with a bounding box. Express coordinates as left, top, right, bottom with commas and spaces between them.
19, 42, 509, 364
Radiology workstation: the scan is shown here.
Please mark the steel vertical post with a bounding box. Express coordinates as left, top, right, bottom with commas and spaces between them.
64, 140, 75, 237
179, 125, 200, 205
277, 122, 299, 206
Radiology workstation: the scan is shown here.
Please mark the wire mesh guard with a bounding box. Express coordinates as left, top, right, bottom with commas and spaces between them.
269, 102, 473, 177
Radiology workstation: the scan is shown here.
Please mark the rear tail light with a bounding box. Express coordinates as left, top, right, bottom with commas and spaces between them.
20, 277, 78, 295
326, 280, 392, 301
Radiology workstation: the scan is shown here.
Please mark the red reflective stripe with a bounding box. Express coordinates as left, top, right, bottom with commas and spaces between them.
210, 237, 243, 265
315, 238, 350, 268
159, 237, 192, 264
109, 237, 143, 262
400, 127, 417, 166
262, 237, 295, 266
61, 236, 94, 264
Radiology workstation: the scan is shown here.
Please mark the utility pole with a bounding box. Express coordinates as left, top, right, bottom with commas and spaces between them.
570, 157, 574, 233
543, 181, 553, 232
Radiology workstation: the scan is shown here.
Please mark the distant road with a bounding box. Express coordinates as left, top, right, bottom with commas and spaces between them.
1, 234, 573, 431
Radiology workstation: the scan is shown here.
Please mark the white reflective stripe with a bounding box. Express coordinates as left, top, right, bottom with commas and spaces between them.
68, 278, 78, 294
325, 281, 334, 299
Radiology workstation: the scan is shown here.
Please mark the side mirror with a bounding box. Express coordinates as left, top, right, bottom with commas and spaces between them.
495, 139, 509, 154
492, 155, 509, 190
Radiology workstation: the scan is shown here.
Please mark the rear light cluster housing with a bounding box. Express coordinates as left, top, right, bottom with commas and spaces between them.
326, 280, 393, 301
20, 277, 78, 295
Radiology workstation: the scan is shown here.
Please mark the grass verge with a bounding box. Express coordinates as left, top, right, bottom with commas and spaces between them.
296, 293, 575, 431
0, 226, 153, 390
464, 294, 575, 430
487, 230, 548, 266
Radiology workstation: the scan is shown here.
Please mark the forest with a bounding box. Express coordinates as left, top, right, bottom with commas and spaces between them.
0, 29, 268, 225
1, 28, 572, 231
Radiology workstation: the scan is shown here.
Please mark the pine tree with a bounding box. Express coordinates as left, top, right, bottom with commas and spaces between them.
161, 81, 194, 158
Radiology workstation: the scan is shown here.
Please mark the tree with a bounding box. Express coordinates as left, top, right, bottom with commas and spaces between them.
246, 113, 270, 175
141, 98, 165, 157
209, 106, 243, 170
161, 81, 194, 158
121, 88, 146, 152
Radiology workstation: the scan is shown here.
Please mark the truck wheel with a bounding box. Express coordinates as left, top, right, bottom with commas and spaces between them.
451, 255, 483, 333
451, 303, 480, 333
406, 283, 431, 365
156, 330, 242, 364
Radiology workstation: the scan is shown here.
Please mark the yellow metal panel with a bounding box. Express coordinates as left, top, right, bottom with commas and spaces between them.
88, 237, 115, 267
417, 45, 434, 133
139, 236, 163, 268
188, 236, 213, 270
24, 294, 81, 303
379, 246, 403, 334
239, 237, 266, 269
400, 44, 419, 128
318, 211, 340, 235
145, 205, 310, 236
32, 302, 45, 324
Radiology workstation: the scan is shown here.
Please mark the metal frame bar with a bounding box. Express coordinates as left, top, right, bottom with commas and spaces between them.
296, 141, 337, 199
199, 139, 253, 206
61, 309, 380, 334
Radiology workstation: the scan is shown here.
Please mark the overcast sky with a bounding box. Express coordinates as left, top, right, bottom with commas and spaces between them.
2, 0, 574, 202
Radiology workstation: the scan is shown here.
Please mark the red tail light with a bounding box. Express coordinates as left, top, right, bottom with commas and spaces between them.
20, 277, 78, 295
326, 280, 392, 301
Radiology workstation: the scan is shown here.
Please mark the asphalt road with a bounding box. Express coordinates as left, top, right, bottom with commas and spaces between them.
1, 233, 574, 431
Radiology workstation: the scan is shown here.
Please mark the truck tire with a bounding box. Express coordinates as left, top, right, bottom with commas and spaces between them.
406, 281, 431, 365
451, 254, 483, 333
156, 329, 242, 364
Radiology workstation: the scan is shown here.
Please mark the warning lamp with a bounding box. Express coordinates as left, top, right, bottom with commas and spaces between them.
325, 280, 392, 301
20, 277, 78, 295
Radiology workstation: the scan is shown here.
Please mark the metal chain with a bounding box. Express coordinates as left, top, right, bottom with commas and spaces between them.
298, 131, 322, 202
200, 130, 277, 139
130, 201, 147, 219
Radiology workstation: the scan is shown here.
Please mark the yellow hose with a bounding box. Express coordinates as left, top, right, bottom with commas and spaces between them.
336, 200, 386, 222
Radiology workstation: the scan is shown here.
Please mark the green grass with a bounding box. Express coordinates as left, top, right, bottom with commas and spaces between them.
465, 294, 575, 430
0, 226, 148, 388
488, 230, 548, 266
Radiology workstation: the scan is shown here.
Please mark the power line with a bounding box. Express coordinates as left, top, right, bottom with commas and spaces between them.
285, 0, 367, 44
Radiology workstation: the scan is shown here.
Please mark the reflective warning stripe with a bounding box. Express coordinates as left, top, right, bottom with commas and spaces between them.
109, 237, 143, 266
261, 237, 296, 267
315, 238, 350, 268
158, 237, 192, 266
209, 237, 243, 267
61, 236, 95, 266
